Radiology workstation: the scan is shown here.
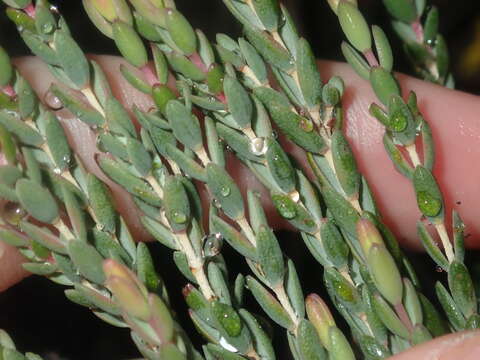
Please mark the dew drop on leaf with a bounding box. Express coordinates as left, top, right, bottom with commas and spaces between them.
249, 137, 267, 156
417, 190, 442, 217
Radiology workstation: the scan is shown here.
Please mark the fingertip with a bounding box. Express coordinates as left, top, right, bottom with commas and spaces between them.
0, 242, 28, 293
390, 331, 480, 360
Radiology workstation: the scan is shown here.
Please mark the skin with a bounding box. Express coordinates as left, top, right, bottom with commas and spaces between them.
1, 56, 480, 358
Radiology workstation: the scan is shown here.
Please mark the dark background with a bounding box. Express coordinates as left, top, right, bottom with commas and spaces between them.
1, 1, 480, 359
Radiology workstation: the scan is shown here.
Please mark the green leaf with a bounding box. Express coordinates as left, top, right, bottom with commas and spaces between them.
320, 220, 349, 269
0, 111, 43, 147
328, 327, 355, 360
0, 46, 12, 86
372, 294, 410, 339
413, 166, 443, 219
423, 6, 439, 45
166, 52, 206, 81
265, 138, 296, 194
321, 186, 359, 236
358, 336, 391, 360
206, 163, 244, 220
0, 228, 29, 247
403, 278, 423, 326
331, 130, 360, 198
285, 259, 305, 319
165, 144, 207, 182
224, 75, 253, 130
216, 123, 263, 163
337, 2, 372, 52
20, 31, 59, 66
97, 156, 161, 206
16, 75, 36, 118
254, 88, 327, 154
53, 30, 90, 89
417, 221, 448, 271
45, 111, 71, 172
87, 174, 117, 233
67, 239, 106, 285
369, 67, 401, 105
238, 38, 267, 84
251, 0, 280, 31
382, 0, 417, 23
166, 100, 203, 151
16, 179, 58, 224
173, 252, 197, 284
324, 268, 362, 312
296, 38, 322, 108
238, 309, 275, 360
92, 229, 132, 266
271, 193, 318, 233
165, 9, 196, 55
62, 184, 87, 242
22, 262, 57, 276
3, 348, 26, 360
208, 262, 231, 305
435, 281, 466, 331
126, 137, 152, 176
297, 319, 327, 360
112, 21, 148, 68
0, 124, 17, 165
257, 225, 284, 287
163, 176, 191, 232
419, 292, 449, 336
244, 26, 294, 72
246, 276, 294, 330
382, 132, 414, 179
137, 243, 161, 293
453, 211, 465, 263
50, 85, 105, 127
119, 64, 152, 94
367, 244, 403, 305
435, 34, 449, 80
341, 41, 370, 80
448, 261, 477, 318
211, 301, 242, 337
105, 97, 136, 137
372, 25, 393, 72
212, 215, 257, 261
22, 147, 41, 184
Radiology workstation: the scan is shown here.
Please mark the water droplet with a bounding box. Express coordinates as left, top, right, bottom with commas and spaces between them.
219, 337, 238, 353
1, 202, 26, 225
271, 130, 278, 139
17, 26, 24, 33
53, 167, 62, 175
225, 145, 233, 153
249, 137, 268, 156
220, 185, 230, 197
203, 233, 223, 257
436, 266, 444, 273
172, 211, 187, 224
49, 5, 59, 13
417, 191, 442, 217
213, 199, 222, 209
389, 111, 407, 132
44, 90, 63, 110
289, 190, 300, 203
42, 23, 54, 34
273, 155, 279, 161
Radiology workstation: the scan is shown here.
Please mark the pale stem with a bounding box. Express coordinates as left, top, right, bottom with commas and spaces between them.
243, 127, 257, 141
167, 158, 181, 175
81, 87, 106, 117
324, 149, 337, 178
195, 147, 211, 167
435, 222, 455, 263
146, 176, 164, 199
237, 216, 257, 247
406, 144, 421, 167
273, 284, 300, 331
177, 232, 215, 300
241, 65, 263, 87
54, 218, 74, 240
363, 49, 379, 67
